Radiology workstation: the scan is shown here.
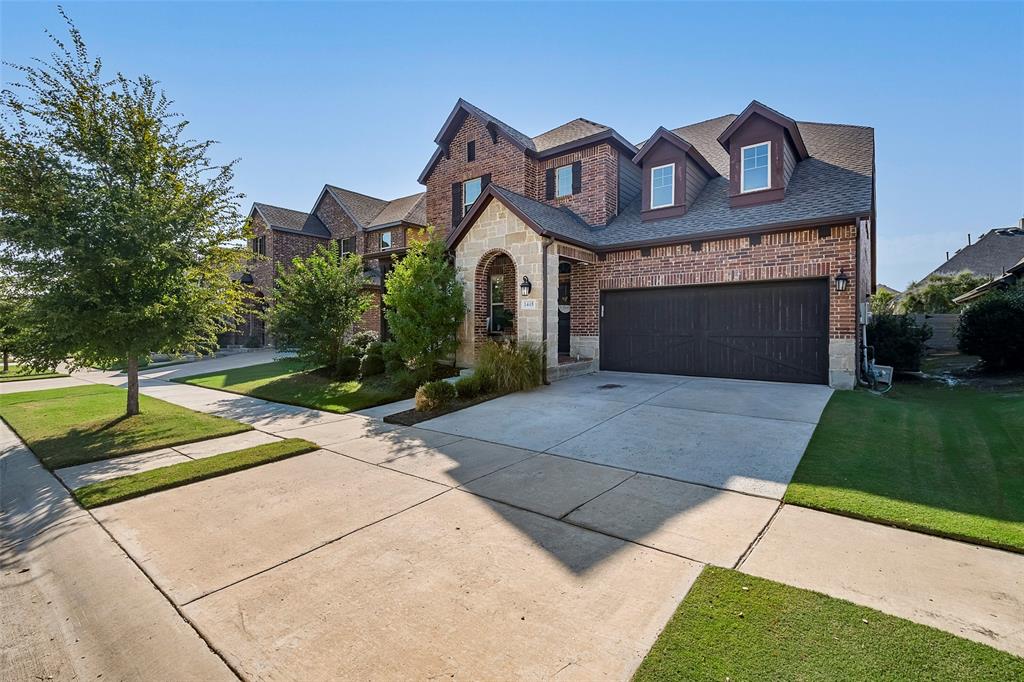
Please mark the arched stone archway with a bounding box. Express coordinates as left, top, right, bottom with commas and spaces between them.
473, 249, 518, 350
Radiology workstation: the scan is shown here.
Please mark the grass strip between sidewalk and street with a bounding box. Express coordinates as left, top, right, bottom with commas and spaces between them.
785, 381, 1024, 553
0, 384, 251, 469
72, 438, 319, 508
634, 566, 1023, 681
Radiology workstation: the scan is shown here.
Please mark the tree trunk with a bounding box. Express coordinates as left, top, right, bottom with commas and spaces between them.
2, 350, 8, 373
126, 356, 140, 416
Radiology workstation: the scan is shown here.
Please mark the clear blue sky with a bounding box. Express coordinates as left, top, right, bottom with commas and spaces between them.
3, 1, 1022, 287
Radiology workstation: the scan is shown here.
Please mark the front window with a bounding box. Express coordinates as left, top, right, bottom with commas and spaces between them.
463, 177, 482, 216
650, 164, 674, 208
339, 236, 356, 256
489, 273, 506, 333
380, 231, 392, 250
555, 164, 573, 198
741, 142, 770, 192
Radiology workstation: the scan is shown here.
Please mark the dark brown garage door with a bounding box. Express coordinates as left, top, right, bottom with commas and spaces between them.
600, 280, 829, 384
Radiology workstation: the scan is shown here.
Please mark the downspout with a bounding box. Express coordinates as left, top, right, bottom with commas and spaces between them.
541, 236, 554, 385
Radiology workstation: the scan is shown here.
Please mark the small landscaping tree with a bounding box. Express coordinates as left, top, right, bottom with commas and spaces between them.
0, 10, 247, 415
267, 244, 371, 377
869, 289, 897, 316
898, 272, 990, 314
383, 229, 465, 374
956, 284, 1024, 370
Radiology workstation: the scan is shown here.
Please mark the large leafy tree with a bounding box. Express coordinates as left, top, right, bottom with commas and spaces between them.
383, 230, 465, 372
0, 10, 247, 414
898, 272, 991, 314
266, 244, 372, 376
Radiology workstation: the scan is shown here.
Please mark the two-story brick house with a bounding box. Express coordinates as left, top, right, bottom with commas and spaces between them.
422, 99, 875, 388
232, 186, 426, 345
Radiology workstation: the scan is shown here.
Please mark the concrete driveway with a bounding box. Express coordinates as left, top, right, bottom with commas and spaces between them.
418, 372, 833, 499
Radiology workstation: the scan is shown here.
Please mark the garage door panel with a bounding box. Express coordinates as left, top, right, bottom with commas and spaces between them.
600, 281, 829, 384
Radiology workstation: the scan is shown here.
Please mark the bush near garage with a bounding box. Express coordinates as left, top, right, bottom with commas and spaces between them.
415, 380, 457, 411
867, 314, 932, 372
475, 340, 544, 393
956, 284, 1024, 370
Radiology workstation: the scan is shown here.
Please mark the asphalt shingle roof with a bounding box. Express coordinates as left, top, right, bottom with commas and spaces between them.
457, 100, 536, 152
924, 227, 1024, 280
253, 203, 330, 238
488, 185, 596, 246
367, 192, 427, 228
532, 118, 610, 153
508, 115, 875, 248
326, 187, 427, 229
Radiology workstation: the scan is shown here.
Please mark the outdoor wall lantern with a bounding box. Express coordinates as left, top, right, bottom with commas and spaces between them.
834, 269, 849, 293
520, 276, 532, 297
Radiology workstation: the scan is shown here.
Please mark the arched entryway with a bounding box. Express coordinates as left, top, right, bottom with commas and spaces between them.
474, 250, 517, 350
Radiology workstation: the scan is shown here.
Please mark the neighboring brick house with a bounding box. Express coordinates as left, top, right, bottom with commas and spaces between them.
424, 99, 876, 388
231, 188, 426, 345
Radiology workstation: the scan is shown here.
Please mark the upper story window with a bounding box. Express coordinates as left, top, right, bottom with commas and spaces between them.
339, 236, 356, 257
380, 231, 393, 250
741, 142, 770, 193
650, 164, 675, 209
555, 164, 573, 198
250, 235, 266, 257
463, 177, 482, 216
467, 140, 476, 162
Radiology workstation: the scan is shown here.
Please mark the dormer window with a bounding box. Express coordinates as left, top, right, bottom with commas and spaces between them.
463, 177, 482, 216
555, 164, 573, 198
650, 164, 675, 209
740, 142, 771, 193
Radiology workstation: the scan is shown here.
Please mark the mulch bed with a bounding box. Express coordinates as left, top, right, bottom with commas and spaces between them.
384, 392, 503, 426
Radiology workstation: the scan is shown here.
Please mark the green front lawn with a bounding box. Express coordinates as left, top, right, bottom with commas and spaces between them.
635, 566, 1022, 681
786, 381, 1024, 552
177, 359, 408, 414
0, 364, 66, 382
0, 384, 251, 469
73, 437, 318, 507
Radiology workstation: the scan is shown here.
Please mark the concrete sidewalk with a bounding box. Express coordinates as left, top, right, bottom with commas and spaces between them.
0, 422, 236, 681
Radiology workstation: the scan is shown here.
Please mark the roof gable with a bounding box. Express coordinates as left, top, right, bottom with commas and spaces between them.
632, 126, 719, 177
251, 202, 331, 238
446, 184, 594, 251
717, 100, 809, 160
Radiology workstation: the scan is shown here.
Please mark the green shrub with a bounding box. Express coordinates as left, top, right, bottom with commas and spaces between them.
956, 285, 1024, 369
349, 330, 378, 355
244, 335, 262, 349
867, 314, 932, 372
334, 354, 361, 379
360, 353, 385, 377
415, 380, 457, 412
364, 340, 384, 358
475, 340, 544, 394
383, 342, 406, 375
454, 373, 487, 399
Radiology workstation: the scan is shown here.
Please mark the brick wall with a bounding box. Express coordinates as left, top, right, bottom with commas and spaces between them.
314, 191, 366, 253
425, 114, 531, 236
534, 143, 618, 226
248, 212, 274, 296
423, 114, 623, 233
569, 225, 858, 341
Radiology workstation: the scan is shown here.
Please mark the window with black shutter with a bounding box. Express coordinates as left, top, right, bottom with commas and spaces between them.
571, 161, 582, 194
545, 168, 556, 200
467, 140, 475, 162
451, 182, 462, 228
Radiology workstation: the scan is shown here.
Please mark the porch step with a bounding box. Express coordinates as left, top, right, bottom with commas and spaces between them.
548, 358, 597, 382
